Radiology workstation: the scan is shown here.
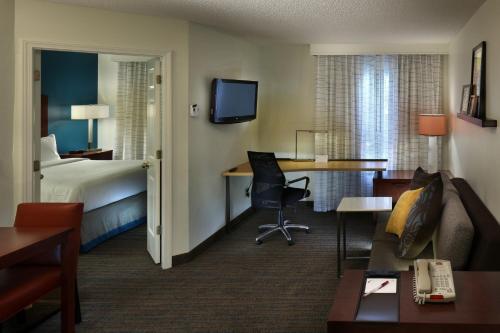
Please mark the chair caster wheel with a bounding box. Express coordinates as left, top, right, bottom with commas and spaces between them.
256, 240, 263, 245
288, 240, 295, 246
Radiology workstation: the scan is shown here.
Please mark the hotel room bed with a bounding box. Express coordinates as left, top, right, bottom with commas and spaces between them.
41, 157, 147, 251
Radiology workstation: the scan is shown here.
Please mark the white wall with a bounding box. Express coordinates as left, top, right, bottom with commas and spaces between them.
258, 43, 316, 156
448, 0, 500, 221
0, 0, 14, 226
188, 23, 261, 249
97, 54, 118, 152
13, 0, 191, 254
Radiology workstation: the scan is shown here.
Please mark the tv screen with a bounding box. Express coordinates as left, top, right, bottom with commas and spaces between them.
210, 79, 258, 124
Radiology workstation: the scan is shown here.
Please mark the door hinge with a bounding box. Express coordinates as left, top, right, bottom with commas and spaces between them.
156, 150, 162, 159
156, 225, 161, 235
156, 75, 162, 85
33, 160, 41, 172
34, 70, 41, 82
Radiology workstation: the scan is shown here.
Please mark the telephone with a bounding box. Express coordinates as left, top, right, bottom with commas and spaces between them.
413, 259, 456, 304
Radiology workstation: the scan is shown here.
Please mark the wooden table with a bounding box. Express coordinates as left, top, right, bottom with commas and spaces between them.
328, 270, 500, 333
0, 227, 75, 333
222, 159, 388, 232
60, 149, 113, 160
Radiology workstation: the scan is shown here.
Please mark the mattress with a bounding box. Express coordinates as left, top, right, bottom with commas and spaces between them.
41, 158, 146, 212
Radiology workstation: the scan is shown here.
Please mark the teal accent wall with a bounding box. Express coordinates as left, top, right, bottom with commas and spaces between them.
41, 51, 98, 153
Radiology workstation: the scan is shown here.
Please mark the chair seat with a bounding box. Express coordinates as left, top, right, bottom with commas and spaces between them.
0, 266, 61, 322
283, 187, 310, 207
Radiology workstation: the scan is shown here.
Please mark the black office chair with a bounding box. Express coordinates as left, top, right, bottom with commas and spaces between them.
247, 151, 311, 245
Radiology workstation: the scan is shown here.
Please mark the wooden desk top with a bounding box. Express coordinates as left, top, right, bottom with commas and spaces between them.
328, 270, 500, 333
0, 227, 72, 269
223, 159, 388, 176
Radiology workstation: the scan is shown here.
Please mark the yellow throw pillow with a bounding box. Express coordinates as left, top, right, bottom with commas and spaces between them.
385, 187, 424, 238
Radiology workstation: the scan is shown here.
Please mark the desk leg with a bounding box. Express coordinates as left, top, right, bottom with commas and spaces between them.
60, 237, 75, 333
343, 214, 347, 260
337, 212, 342, 278
225, 176, 230, 233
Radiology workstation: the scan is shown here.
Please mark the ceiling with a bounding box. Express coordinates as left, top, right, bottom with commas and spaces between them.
49, 0, 485, 44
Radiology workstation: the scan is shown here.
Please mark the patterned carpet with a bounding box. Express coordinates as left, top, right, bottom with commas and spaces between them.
32, 205, 374, 333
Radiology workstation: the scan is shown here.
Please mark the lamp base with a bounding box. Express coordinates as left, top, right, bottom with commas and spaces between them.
427, 136, 438, 173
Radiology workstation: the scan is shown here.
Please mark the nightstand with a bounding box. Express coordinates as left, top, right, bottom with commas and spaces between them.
60, 149, 113, 160
373, 170, 413, 205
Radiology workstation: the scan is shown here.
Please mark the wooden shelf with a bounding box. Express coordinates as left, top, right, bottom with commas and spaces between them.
457, 113, 497, 128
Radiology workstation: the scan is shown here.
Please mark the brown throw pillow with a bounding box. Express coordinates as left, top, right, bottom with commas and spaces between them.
409, 167, 441, 190
398, 176, 443, 259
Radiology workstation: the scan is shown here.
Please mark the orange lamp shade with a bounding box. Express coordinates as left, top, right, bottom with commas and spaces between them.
418, 114, 447, 136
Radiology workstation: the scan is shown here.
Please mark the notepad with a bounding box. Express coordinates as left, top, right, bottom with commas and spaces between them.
364, 278, 398, 294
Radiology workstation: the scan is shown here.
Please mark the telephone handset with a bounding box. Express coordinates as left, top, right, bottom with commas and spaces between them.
413, 259, 456, 304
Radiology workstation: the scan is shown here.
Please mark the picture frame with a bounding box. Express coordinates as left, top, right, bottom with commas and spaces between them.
470, 41, 486, 119
460, 84, 470, 114
469, 95, 479, 117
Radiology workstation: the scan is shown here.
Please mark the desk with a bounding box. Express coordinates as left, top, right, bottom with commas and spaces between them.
222, 159, 388, 232
327, 270, 500, 333
0, 227, 74, 333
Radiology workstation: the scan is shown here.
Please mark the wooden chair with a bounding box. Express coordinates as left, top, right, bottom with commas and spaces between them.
0, 203, 83, 331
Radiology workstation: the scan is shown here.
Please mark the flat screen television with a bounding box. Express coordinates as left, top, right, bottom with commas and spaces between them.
210, 79, 258, 124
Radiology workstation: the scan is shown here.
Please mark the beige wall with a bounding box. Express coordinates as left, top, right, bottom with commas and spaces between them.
448, 0, 500, 221
13, 0, 191, 254
0, 0, 15, 226
258, 44, 316, 156
188, 23, 261, 249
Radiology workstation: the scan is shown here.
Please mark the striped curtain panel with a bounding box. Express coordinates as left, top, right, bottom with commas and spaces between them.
114, 62, 148, 160
314, 54, 443, 211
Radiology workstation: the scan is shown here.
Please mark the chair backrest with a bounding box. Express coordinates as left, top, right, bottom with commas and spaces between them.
247, 151, 285, 209
14, 203, 84, 268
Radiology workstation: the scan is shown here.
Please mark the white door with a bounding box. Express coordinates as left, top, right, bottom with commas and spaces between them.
145, 58, 162, 264
33, 49, 42, 201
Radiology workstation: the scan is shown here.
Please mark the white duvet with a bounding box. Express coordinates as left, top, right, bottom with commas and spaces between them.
41, 158, 146, 212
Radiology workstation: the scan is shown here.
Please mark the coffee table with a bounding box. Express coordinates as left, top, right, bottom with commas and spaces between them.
336, 197, 392, 277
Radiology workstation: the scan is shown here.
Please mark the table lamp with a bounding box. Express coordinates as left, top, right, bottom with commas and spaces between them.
418, 114, 447, 173
71, 104, 109, 150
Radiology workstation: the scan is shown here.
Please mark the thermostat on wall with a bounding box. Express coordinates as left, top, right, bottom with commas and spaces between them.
189, 104, 200, 117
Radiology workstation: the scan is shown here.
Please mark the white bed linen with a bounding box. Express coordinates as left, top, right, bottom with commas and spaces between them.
41, 158, 146, 212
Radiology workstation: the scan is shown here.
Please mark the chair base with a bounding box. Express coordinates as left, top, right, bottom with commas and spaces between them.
256, 210, 310, 246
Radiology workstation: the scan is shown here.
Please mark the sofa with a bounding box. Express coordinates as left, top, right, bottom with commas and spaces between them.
368, 173, 500, 271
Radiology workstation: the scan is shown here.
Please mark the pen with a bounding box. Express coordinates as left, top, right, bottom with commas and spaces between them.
363, 280, 390, 297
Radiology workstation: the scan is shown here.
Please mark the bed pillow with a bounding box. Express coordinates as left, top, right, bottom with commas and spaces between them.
385, 187, 423, 238
409, 167, 440, 190
41, 134, 61, 162
398, 176, 443, 259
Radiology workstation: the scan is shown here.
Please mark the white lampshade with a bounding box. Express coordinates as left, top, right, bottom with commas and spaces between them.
71, 104, 109, 120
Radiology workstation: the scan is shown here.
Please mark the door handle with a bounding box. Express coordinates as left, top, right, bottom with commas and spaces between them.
142, 161, 151, 169
40, 174, 44, 180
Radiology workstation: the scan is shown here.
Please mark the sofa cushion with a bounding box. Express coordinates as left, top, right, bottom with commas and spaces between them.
398, 176, 443, 258
373, 214, 399, 243
385, 187, 423, 237
409, 167, 440, 190
435, 190, 474, 270
369, 241, 433, 271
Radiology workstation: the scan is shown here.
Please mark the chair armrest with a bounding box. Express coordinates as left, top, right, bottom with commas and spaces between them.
286, 176, 310, 192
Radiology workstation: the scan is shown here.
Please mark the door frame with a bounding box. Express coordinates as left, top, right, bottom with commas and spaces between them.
20, 40, 174, 269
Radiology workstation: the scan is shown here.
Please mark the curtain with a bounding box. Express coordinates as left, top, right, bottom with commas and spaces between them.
114, 62, 148, 160
314, 54, 443, 211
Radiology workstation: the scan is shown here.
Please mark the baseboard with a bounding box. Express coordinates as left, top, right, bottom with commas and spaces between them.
172, 207, 255, 266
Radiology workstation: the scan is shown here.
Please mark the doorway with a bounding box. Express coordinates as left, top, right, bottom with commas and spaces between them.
22, 42, 173, 269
